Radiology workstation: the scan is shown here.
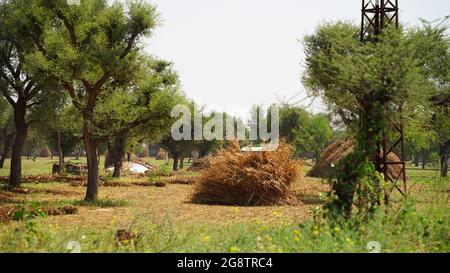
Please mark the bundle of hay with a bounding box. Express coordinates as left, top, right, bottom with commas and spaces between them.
307, 139, 406, 181
140, 148, 149, 158
155, 149, 168, 160
307, 139, 354, 178
39, 146, 52, 158
191, 142, 301, 206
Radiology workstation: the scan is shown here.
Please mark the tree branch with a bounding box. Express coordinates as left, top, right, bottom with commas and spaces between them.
26, 101, 40, 109
51, 5, 78, 47
120, 32, 139, 60
24, 80, 35, 97
0, 87, 15, 106
61, 82, 82, 110
26, 84, 41, 100
92, 72, 111, 95
0, 70, 21, 94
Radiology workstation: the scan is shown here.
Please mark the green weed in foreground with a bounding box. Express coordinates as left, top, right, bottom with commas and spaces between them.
0, 197, 448, 253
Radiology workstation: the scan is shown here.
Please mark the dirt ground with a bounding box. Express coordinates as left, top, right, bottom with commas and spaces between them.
0, 157, 439, 231
0, 175, 329, 229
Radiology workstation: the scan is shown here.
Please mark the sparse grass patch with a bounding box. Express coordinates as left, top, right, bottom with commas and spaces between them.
69, 198, 130, 208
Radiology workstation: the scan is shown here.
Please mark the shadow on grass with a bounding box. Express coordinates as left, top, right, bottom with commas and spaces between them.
70, 198, 129, 208
295, 194, 325, 205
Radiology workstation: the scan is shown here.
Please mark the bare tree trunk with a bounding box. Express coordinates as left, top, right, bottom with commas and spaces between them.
83, 105, 99, 201
0, 128, 14, 169
440, 141, 450, 178
112, 136, 126, 178
9, 101, 28, 188
442, 155, 449, 177
315, 151, 321, 163
414, 155, 420, 167
422, 151, 428, 170
76, 146, 81, 160
56, 129, 64, 174
173, 156, 179, 171
179, 158, 184, 169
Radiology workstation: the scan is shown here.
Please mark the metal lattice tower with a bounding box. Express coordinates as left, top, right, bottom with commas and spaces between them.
360, 0, 407, 201
361, 0, 399, 41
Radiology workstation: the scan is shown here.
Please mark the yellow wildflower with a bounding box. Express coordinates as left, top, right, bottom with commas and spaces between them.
229, 246, 240, 253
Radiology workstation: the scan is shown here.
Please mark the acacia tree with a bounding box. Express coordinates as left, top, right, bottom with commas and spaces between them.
0, 96, 15, 169
42, 102, 83, 173
95, 58, 182, 178
278, 106, 311, 144
295, 113, 333, 162
19, 0, 159, 200
0, 1, 60, 187
433, 104, 450, 177
415, 21, 450, 177
303, 22, 441, 218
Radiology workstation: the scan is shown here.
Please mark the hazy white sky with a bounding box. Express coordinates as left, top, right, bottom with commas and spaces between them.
144, 0, 450, 118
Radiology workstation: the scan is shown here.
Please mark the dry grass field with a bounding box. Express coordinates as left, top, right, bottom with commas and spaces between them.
0, 157, 448, 253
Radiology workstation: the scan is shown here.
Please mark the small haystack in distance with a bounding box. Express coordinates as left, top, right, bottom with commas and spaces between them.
39, 146, 52, 158
307, 139, 406, 180
187, 157, 211, 172
156, 149, 168, 160
191, 142, 301, 206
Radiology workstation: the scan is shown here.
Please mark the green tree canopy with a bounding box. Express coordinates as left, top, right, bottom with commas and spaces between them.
15, 0, 160, 200
302, 21, 448, 218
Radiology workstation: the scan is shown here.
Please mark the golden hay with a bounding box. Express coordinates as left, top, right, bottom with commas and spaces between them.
39, 146, 52, 158
191, 142, 302, 206
155, 149, 168, 160
307, 139, 406, 180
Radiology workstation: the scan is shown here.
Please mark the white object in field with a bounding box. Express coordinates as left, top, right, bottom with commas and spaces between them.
106, 162, 150, 174
66, 241, 81, 253
367, 241, 382, 253
129, 163, 149, 174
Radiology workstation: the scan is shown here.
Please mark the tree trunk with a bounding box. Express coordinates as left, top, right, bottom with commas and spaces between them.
9, 102, 28, 188
112, 136, 126, 178
442, 155, 448, 177
83, 105, 99, 201
76, 146, 81, 160
439, 140, 450, 177
440, 141, 449, 177
315, 151, 321, 163
173, 156, 179, 171
414, 155, 420, 167
0, 128, 14, 169
332, 104, 384, 219
422, 151, 428, 170
56, 129, 64, 174
179, 158, 184, 169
